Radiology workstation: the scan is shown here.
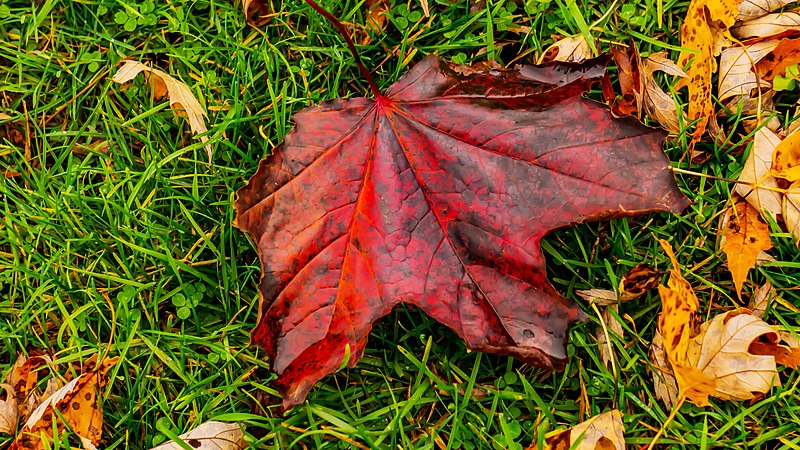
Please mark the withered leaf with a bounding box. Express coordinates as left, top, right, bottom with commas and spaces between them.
530, 410, 625, 450
539, 35, 593, 63
235, 55, 689, 409
737, 0, 797, 20
150, 421, 246, 450
0, 384, 16, 435
718, 40, 780, 101
619, 263, 660, 301
735, 127, 783, 215
732, 11, 800, 38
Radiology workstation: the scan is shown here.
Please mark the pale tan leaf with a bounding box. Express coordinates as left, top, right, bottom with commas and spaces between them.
539, 35, 592, 63
750, 281, 777, 319
649, 330, 679, 408
737, 0, 796, 20
784, 181, 800, 248
718, 41, 780, 101
536, 410, 625, 450
576, 289, 618, 307
420, 0, 430, 16
690, 312, 781, 401
597, 305, 623, 369
734, 127, 783, 216
0, 113, 12, 120
112, 61, 212, 161
640, 53, 687, 134
150, 421, 247, 450
0, 383, 17, 435
644, 52, 689, 78
732, 11, 800, 38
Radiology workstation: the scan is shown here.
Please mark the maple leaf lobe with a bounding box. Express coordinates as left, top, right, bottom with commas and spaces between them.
236, 55, 690, 409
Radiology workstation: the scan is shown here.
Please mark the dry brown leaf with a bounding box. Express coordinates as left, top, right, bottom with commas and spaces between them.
718, 41, 780, 101
5, 355, 51, 422
689, 311, 782, 401
112, 61, 212, 161
532, 410, 625, 450
0, 383, 17, 435
597, 305, 623, 369
149, 421, 246, 450
657, 240, 716, 406
576, 289, 618, 307
649, 330, 679, 408
750, 281, 777, 318
771, 125, 800, 181
784, 181, 800, 247
362, 0, 390, 44
9, 356, 117, 450
737, 0, 797, 20
641, 53, 688, 134
678, 0, 739, 148
721, 200, 773, 299
733, 11, 800, 37
539, 35, 593, 63
619, 263, 660, 301
242, 0, 272, 25
735, 127, 784, 215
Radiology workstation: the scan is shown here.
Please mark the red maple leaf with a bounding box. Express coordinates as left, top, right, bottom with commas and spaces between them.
235, 55, 689, 409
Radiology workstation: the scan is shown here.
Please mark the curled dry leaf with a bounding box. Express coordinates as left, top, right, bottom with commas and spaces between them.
0, 383, 16, 434
737, 0, 797, 20
650, 330, 679, 408
718, 40, 780, 101
576, 289, 618, 307
785, 181, 800, 246
112, 60, 212, 161
9, 356, 118, 450
150, 421, 246, 450
619, 263, 660, 301
732, 12, 800, 38
530, 410, 625, 450
242, 0, 272, 25
539, 35, 593, 63
720, 200, 772, 299
5, 355, 52, 422
678, 0, 739, 148
642, 52, 688, 134
735, 127, 783, 215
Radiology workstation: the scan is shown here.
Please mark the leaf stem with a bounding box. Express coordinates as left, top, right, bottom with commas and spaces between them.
302, 0, 382, 98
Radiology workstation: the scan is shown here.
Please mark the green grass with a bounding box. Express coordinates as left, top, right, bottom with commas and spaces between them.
1, 0, 800, 448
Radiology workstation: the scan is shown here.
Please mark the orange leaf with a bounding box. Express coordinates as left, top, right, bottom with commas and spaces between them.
771, 125, 800, 181
721, 200, 772, 299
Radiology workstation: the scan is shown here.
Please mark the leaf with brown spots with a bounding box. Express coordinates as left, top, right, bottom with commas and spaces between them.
539, 34, 594, 63
619, 263, 660, 301
678, 0, 739, 148
526, 410, 625, 450
4, 355, 51, 422
771, 125, 800, 181
9, 355, 117, 450
149, 421, 246, 450
235, 55, 690, 409
721, 199, 773, 299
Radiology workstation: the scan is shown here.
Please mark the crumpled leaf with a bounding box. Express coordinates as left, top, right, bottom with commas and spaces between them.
150, 421, 246, 450
235, 55, 690, 409
721, 200, 773, 299
678, 0, 739, 147
737, 0, 797, 20
735, 127, 783, 215
9, 355, 117, 450
650, 330, 679, 408
111, 60, 212, 161
539, 35, 593, 63
657, 240, 716, 406
642, 52, 688, 134
619, 263, 660, 301
718, 40, 780, 101
771, 125, 800, 180
531, 410, 625, 450
732, 11, 800, 38
0, 383, 17, 434
0, 113, 12, 120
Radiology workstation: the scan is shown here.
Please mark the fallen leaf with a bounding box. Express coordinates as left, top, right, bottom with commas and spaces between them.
721, 200, 773, 299
771, 125, 800, 180
242, 0, 272, 25
678, 0, 739, 148
150, 421, 246, 450
718, 40, 780, 101
619, 263, 660, 301
4, 355, 51, 421
362, 0, 390, 44
539, 35, 593, 63
735, 127, 783, 215
785, 181, 800, 246
9, 355, 117, 450
650, 330, 679, 408
753, 31, 800, 82
732, 11, 800, 38
0, 384, 16, 434
0, 113, 11, 120
689, 311, 782, 401
576, 289, 618, 307
235, 55, 690, 409
641, 52, 688, 134
750, 281, 777, 318
737, 0, 797, 20
597, 305, 623, 369
532, 410, 625, 450
657, 240, 716, 406
605, 44, 641, 118
111, 60, 212, 161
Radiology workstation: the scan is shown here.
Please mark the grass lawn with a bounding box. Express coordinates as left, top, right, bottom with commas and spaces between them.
1, 0, 800, 448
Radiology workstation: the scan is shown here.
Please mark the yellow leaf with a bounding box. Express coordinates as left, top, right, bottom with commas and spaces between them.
784, 181, 800, 248
771, 126, 800, 181
721, 200, 772, 299
533, 410, 625, 450
112, 61, 212, 161
678, 0, 739, 148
